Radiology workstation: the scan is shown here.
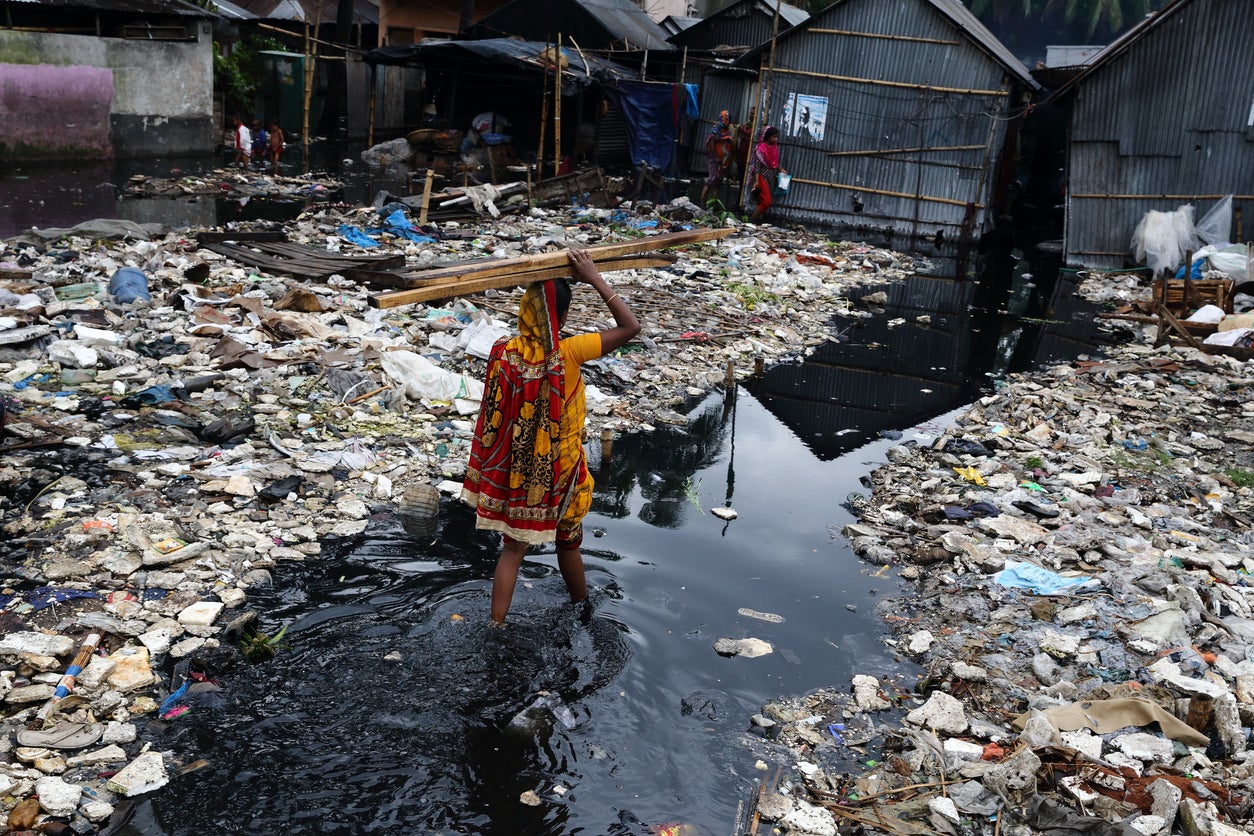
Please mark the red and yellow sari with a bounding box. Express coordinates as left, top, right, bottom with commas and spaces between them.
462, 282, 594, 545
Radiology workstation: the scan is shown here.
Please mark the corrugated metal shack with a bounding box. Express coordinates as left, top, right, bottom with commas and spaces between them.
728, 0, 1038, 245
668, 0, 808, 52
1058, 0, 1254, 271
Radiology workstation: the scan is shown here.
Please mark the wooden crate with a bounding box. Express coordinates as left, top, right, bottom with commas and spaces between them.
1152, 277, 1235, 314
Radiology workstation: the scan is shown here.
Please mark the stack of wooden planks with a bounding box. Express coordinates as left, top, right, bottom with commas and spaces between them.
366, 227, 735, 309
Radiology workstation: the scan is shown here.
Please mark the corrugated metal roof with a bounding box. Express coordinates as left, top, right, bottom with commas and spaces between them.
0, 0, 214, 16
1062, 0, 1254, 270
211, 0, 258, 20
1043, 44, 1103, 69
363, 37, 632, 82
735, 0, 1036, 90
469, 0, 671, 50
225, 0, 378, 25
669, 0, 808, 49
580, 0, 674, 49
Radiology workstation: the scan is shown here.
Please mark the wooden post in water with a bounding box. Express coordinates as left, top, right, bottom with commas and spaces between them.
600, 427, 614, 464
724, 360, 735, 389
418, 169, 434, 225
753, 354, 764, 376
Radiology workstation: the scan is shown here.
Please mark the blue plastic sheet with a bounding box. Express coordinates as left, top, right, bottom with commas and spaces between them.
606, 81, 681, 171
0, 587, 102, 612
337, 225, 380, 248
380, 210, 436, 243
993, 561, 1095, 595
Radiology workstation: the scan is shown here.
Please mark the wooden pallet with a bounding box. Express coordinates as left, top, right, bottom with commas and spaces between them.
201, 240, 405, 281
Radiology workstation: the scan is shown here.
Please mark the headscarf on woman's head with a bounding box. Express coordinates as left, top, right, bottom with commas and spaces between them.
755, 126, 780, 170
462, 280, 569, 543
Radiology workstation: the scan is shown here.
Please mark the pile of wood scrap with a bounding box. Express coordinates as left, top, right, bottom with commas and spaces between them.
361, 227, 735, 308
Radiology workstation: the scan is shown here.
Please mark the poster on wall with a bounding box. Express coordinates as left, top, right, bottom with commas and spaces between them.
780, 93, 828, 143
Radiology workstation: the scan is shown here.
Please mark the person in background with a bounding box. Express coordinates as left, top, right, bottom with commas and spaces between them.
462, 250, 640, 626
251, 120, 268, 167
734, 106, 756, 182
700, 110, 735, 206
233, 117, 251, 169
268, 122, 285, 171
749, 125, 785, 223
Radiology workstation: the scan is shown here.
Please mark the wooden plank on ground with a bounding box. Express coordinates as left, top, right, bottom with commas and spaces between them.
203, 241, 405, 280
370, 255, 676, 308
195, 230, 287, 244
374, 227, 732, 290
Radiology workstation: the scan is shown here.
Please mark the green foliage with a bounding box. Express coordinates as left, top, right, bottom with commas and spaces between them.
1224, 468, 1254, 489
1025, 455, 1044, 470
726, 280, 779, 311
239, 623, 288, 662
682, 476, 702, 510
965, 0, 1157, 38
214, 36, 286, 119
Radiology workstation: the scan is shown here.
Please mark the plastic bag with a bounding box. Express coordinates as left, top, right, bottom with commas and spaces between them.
1131, 205, 1198, 276
1195, 195, 1233, 247
380, 350, 483, 404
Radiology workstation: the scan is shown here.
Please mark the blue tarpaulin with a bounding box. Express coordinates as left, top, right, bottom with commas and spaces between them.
606, 81, 697, 171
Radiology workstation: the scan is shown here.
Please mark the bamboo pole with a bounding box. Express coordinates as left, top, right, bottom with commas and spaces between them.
810, 28, 959, 45
1072, 193, 1254, 200
367, 65, 377, 148
378, 227, 730, 286
538, 40, 550, 181
302, 1, 324, 157
771, 66, 1008, 97
371, 255, 676, 308
790, 176, 983, 208
827, 143, 986, 157
554, 35, 563, 175
743, 0, 782, 211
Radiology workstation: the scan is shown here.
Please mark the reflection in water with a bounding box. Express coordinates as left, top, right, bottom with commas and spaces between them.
751, 247, 1107, 461
0, 142, 411, 238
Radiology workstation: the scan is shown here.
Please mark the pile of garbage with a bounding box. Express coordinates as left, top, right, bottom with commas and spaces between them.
0, 197, 914, 831
745, 334, 1254, 834
121, 168, 339, 201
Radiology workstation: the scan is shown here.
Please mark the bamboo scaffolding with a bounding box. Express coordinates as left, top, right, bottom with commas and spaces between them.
771, 66, 1008, 97
371, 254, 677, 308
810, 27, 959, 45
790, 176, 983, 208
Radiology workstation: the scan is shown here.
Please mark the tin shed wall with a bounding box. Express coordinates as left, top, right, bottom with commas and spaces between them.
692, 70, 754, 174
755, 0, 1019, 241
1064, 0, 1254, 270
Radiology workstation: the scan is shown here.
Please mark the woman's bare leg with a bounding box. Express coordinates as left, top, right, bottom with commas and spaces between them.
490, 538, 529, 624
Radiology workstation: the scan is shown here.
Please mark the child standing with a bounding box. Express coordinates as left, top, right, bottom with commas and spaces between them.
233, 117, 251, 168
268, 123, 285, 171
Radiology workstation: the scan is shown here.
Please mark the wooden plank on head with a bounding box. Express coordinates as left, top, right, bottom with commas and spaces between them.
369, 254, 675, 308
381, 227, 732, 286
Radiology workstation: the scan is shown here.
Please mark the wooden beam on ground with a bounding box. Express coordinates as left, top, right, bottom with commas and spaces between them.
370, 255, 676, 308
375, 227, 733, 292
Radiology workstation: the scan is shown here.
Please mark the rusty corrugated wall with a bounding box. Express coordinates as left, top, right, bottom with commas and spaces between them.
1064, 0, 1254, 270
743, 0, 1034, 243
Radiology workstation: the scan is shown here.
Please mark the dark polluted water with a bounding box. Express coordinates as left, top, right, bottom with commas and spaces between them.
134, 274, 1104, 834
2, 147, 1107, 833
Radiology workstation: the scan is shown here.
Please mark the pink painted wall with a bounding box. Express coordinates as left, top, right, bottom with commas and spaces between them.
0, 64, 114, 156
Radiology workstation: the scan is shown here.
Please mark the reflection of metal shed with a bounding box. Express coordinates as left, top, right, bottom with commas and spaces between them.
1057, 0, 1254, 271
668, 0, 807, 52
733, 0, 1038, 245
